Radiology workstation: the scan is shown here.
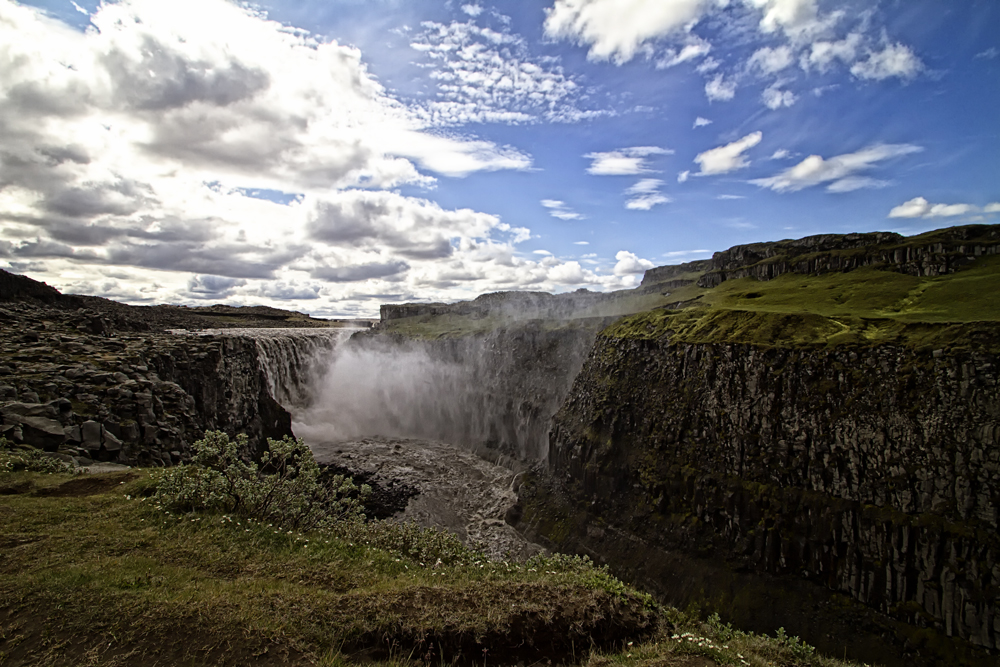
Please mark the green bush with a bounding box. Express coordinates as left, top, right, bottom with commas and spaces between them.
153, 431, 370, 532
0, 437, 77, 474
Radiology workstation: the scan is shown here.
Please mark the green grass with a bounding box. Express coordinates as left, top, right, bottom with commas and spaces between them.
604, 256, 1000, 350
0, 470, 869, 667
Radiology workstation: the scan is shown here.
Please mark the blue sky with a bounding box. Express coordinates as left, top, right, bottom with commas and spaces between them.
1, 0, 997, 316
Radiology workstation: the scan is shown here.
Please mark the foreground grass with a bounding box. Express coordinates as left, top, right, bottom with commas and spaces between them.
0, 469, 869, 666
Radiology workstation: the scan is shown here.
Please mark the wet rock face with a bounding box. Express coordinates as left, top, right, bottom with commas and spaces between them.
0, 302, 292, 466
534, 333, 1000, 660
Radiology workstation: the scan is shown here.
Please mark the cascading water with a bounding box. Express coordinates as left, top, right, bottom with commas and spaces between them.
293, 322, 599, 463
238, 328, 360, 409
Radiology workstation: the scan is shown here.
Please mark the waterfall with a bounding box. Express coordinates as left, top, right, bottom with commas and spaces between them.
294, 323, 599, 462
171, 327, 361, 412
238, 328, 360, 409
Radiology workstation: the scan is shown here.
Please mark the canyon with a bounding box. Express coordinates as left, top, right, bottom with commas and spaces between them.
2, 223, 999, 666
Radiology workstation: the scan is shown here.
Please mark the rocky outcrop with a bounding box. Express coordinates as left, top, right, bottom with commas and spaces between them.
0, 301, 294, 465
692, 224, 1000, 288
516, 326, 1000, 665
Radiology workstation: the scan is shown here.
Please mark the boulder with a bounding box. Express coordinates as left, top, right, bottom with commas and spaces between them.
81, 420, 102, 451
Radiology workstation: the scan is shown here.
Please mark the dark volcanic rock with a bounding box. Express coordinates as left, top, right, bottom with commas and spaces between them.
517, 327, 1000, 667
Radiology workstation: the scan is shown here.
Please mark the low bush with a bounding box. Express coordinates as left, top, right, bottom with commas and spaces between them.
0, 437, 76, 474
153, 431, 370, 532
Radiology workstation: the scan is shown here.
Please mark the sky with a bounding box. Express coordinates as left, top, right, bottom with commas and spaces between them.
1, 0, 998, 317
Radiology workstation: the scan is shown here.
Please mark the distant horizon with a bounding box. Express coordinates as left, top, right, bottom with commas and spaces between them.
7, 219, 994, 317
1, 0, 997, 317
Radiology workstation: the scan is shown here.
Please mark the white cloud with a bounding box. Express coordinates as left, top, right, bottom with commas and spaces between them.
752, 143, 922, 193
851, 43, 923, 81
744, 0, 824, 40
749, 45, 794, 75
888, 197, 979, 219
984, 203, 1000, 214
409, 20, 604, 125
625, 194, 670, 210
770, 149, 791, 159
976, 48, 999, 60
694, 132, 763, 175
705, 73, 736, 101
544, 0, 713, 64
0, 0, 650, 315
693, 117, 713, 128
541, 199, 584, 220
717, 194, 746, 200
656, 38, 712, 69
613, 250, 654, 275
623, 179, 670, 210
573, 241, 590, 245
677, 170, 690, 183
762, 84, 797, 109
800, 32, 863, 72
461, 4, 484, 16
625, 178, 663, 195
586, 146, 672, 175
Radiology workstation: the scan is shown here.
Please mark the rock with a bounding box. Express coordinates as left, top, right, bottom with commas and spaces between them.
81, 420, 102, 451
102, 429, 123, 453
11, 415, 66, 450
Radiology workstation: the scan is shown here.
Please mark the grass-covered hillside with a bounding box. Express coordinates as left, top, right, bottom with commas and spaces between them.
380, 225, 1000, 350
607, 254, 1000, 350
0, 438, 867, 667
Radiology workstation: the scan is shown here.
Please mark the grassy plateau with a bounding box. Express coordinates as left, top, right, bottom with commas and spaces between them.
0, 463, 869, 667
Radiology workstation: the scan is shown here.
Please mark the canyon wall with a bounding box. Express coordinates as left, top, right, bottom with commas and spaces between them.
515, 323, 1000, 666
0, 298, 347, 465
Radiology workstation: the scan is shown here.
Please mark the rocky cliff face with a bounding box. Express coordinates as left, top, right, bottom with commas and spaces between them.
0, 301, 295, 465
694, 224, 1000, 287
516, 327, 1000, 665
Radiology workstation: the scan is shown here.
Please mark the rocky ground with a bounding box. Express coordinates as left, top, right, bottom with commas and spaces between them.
311, 436, 546, 561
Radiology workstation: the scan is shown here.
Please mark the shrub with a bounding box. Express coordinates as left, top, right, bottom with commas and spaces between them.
0, 437, 77, 474
154, 431, 370, 532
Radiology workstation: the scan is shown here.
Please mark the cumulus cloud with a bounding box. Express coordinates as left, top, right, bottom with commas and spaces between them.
0, 0, 648, 315
694, 132, 763, 175
677, 170, 690, 183
752, 143, 922, 192
705, 74, 737, 101
762, 83, 797, 109
461, 4, 484, 16
613, 250, 654, 275
888, 197, 980, 219
544, 0, 713, 64
693, 117, 713, 128
749, 45, 795, 75
800, 32, 863, 72
586, 146, 672, 175
186, 275, 248, 299
851, 43, 923, 81
543, 0, 924, 112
